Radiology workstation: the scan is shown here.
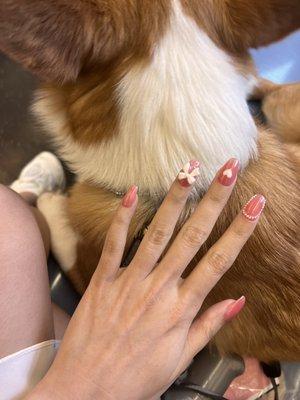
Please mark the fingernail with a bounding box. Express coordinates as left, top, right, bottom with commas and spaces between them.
242, 194, 266, 221
122, 185, 138, 208
225, 296, 246, 321
178, 160, 200, 187
218, 158, 240, 186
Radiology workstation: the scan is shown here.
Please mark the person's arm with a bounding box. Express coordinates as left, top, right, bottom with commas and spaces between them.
26, 158, 264, 400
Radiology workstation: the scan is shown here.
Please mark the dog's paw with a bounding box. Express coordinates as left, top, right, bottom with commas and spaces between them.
38, 192, 80, 273
37, 192, 67, 221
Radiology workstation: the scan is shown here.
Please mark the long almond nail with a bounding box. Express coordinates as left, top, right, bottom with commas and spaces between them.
122, 186, 138, 208
218, 158, 240, 186
225, 296, 246, 321
178, 160, 200, 187
242, 194, 266, 221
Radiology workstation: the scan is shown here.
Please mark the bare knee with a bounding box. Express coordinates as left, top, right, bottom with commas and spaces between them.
0, 184, 43, 252
0, 184, 33, 221
0, 183, 17, 205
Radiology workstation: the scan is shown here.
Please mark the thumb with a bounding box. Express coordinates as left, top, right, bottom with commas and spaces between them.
182, 297, 245, 368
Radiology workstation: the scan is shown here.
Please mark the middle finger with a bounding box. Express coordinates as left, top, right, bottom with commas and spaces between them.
154, 158, 240, 281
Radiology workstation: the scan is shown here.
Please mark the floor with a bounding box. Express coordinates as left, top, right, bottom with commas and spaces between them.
0, 53, 46, 185
0, 50, 299, 397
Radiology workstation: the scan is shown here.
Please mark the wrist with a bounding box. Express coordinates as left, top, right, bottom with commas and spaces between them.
25, 367, 114, 400
24, 379, 59, 400
24, 368, 81, 400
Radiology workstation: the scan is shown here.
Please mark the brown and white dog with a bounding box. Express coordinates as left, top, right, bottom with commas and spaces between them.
0, 1, 299, 366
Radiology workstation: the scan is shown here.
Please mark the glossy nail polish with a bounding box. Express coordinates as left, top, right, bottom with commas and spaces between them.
218, 158, 240, 186
225, 296, 246, 321
242, 194, 266, 221
178, 160, 200, 187
122, 185, 138, 208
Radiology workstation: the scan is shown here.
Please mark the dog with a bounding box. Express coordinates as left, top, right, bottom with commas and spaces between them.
0, 1, 299, 366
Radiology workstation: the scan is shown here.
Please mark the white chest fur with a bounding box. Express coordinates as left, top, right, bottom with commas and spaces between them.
34, 1, 257, 195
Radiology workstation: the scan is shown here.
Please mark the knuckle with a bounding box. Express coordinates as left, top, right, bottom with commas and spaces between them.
231, 225, 249, 241
147, 224, 172, 246
170, 303, 186, 323
181, 225, 207, 248
202, 320, 216, 342
168, 189, 186, 206
206, 251, 232, 276
103, 237, 120, 255
207, 191, 224, 204
186, 300, 202, 318
113, 212, 128, 227
144, 289, 161, 309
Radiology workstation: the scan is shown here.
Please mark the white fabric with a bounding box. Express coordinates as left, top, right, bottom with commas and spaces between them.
0, 340, 60, 400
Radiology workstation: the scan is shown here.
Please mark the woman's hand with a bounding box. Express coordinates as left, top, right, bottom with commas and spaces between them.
28, 158, 265, 400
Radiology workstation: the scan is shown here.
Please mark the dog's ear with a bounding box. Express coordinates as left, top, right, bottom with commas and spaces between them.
0, 1, 97, 83
222, 0, 300, 52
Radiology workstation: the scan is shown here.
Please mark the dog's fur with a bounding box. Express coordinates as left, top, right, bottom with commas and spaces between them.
0, 0, 300, 362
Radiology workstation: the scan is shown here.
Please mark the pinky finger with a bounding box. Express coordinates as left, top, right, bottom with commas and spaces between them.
182, 297, 245, 368
94, 186, 138, 282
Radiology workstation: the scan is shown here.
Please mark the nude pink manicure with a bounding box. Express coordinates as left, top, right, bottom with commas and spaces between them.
178, 160, 201, 187
242, 194, 266, 221
225, 296, 246, 321
122, 186, 138, 208
218, 158, 240, 186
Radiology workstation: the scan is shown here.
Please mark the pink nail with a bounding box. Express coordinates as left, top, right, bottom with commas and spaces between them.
122, 186, 138, 208
178, 160, 200, 187
225, 296, 246, 321
218, 158, 240, 186
242, 194, 266, 221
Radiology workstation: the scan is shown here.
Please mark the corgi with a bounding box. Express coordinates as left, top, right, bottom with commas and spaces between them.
0, 0, 299, 365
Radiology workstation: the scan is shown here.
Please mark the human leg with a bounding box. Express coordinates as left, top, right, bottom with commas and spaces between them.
0, 184, 54, 358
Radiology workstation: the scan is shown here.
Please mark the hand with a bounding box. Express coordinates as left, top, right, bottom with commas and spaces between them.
28, 159, 265, 400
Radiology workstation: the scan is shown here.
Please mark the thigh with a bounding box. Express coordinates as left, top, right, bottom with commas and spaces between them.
0, 185, 54, 359
52, 303, 70, 340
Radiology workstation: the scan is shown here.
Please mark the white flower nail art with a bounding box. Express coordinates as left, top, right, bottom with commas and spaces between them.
178, 162, 200, 185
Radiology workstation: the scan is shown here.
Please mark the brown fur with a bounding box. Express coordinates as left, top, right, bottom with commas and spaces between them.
66, 183, 156, 287
0, 1, 94, 83
66, 127, 300, 362
182, 0, 300, 53
203, 131, 300, 362
262, 83, 300, 144
0, 1, 171, 83
58, 57, 159, 144
0, 0, 300, 362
